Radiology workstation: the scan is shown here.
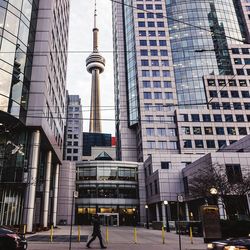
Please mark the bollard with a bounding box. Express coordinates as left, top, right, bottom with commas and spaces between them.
134, 227, 137, 244
105, 226, 109, 244
78, 225, 81, 242
162, 226, 165, 244
190, 226, 193, 244
50, 225, 53, 243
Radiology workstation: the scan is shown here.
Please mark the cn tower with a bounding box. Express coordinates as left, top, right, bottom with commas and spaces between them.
86, 2, 105, 133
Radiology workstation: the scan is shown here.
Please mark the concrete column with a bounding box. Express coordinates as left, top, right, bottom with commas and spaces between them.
218, 197, 227, 220
185, 202, 190, 221
156, 203, 160, 222
52, 164, 60, 227
161, 203, 166, 226
25, 130, 41, 233
246, 193, 250, 215
42, 151, 52, 228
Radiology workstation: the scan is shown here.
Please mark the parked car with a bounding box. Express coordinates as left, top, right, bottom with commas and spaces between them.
207, 238, 250, 250
0, 227, 27, 250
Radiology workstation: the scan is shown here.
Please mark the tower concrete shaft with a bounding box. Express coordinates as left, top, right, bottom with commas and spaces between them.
86, 3, 105, 133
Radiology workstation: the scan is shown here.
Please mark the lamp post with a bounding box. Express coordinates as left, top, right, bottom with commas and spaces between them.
145, 205, 149, 229
69, 191, 78, 250
163, 200, 170, 232
210, 187, 218, 205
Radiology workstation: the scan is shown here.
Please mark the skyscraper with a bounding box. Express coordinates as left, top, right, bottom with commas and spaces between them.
0, 0, 70, 232
113, 0, 250, 221
86, 3, 106, 133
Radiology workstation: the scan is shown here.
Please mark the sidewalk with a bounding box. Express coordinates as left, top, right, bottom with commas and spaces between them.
27, 226, 207, 250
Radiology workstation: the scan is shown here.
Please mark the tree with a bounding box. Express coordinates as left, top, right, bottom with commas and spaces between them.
188, 163, 250, 199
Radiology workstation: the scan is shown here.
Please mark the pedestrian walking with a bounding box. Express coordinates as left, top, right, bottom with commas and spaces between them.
86, 214, 107, 249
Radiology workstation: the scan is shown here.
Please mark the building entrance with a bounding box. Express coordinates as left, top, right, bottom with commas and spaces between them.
97, 213, 119, 226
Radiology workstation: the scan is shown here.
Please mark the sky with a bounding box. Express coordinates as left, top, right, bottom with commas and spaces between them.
67, 0, 115, 135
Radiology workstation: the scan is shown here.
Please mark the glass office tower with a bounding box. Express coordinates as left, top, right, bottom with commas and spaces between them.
113, 0, 250, 223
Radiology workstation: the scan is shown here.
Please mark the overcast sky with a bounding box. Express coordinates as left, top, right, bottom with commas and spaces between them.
67, 0, 115, 135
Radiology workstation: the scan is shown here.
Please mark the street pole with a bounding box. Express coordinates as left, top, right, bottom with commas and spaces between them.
165, 203, 170, 232
69, 191, 78, 250
177, 195, 183, 250
145, 205, 149, 229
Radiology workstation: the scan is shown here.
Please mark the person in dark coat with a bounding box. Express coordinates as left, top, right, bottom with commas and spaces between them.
86, 214, 106, 249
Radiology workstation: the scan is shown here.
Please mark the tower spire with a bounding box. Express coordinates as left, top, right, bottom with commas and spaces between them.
86, 0, 106, 133
93, 0, 99, 52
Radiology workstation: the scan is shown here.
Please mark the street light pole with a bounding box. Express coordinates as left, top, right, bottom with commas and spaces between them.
163, 201, 170, 232
145, 205, 149, 229
69, 191, 78, 250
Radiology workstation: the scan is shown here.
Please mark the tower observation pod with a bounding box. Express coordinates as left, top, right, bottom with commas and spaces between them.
86, 2, 105, 133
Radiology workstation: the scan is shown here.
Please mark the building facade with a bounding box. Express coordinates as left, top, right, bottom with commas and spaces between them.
0, 0, 70, 232
64, 94, 83, 162
112, 0, 250, 223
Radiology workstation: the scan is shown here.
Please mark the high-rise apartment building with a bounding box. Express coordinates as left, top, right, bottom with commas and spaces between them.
0, 0, 70, 232
113, 0, 250, 221
64, 94, 83, 162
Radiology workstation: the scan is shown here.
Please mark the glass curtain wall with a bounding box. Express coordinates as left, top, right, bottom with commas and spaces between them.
0, 0, 38, 123
166, 0, 243, 106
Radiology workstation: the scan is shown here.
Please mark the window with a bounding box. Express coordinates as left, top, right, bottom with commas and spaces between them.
202, 114, 211, 122
205, 127, 213, 135
139, 30, 146, 36
137, 13, 145, 18
140, 40, 147, 46
73, 149, 78, 153
183, 140, 192, 148
232, 48, 240, 54
149, 40, 157, 46
146, 4, 153, 9
226, 164, 242, 184
207, 79, 216, 86
227, 127, 236, 135
158, 141, 167, 149
145, 115, 154, 122
151, 60, 159, 66
213, 114, 222, 122
164, 81, 172, 88
153, 81, 161, 88
211, 102, 220, 109
191, 114, 200, 122
143, 81, 151, 88
158, 31, 165, 37
147, 141, 156, 149
161, 162, 170, 169
238, 127, 247, 135
234, 58, 242, 64
195, 140, 204, 148
193, 127, 202, 135
244, 103, 250, 110
209, 91, 218, 97
148, 21, 155, 27
161, 60, 169, 66
237, 69, 245, 75
157, 128, 166, 136
239, 80, 247, 86
142, 70, 150, 77
165, 92, 173, 99
138, 22, 146, 27
233, 102, 242, 110
168, 128, 176, 136
182, 127, 190, 135
146, 128, 155, 136
154, 92, 162, 99
242, 91, 250, 98
182, 114, 189, 122
159, 40, 167, 46
157, 22, 164, 27
67, 148, 72, 153
218, 79, 226, 86
169, 141, 178, 149
160, 50, 168, 56
206, 140, 215, 148
152, 70, 160, 77
221, 91, 229, 98
218, 140, 226, 148
144, 92, 152, 99
150, 50, 158, 56
231, 91, 239, 98
225, 114, 233, 122
216, 127, 224, 135
155, 4, 162, 9
223, 102, 231, 110
229, 80, 237, 86
141, 50, 148, 56
141, 60, 149, 66
147, 13, 154, 18
236, 115, 244, 122
162, 70, 170, 77
242, 48, 249, 54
